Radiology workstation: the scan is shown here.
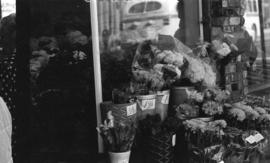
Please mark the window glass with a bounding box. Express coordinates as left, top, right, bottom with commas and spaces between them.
146, 1, 162, 12
244, 0, 270, 96
253, 0, 257, 12
248, 0, 253, 12
129, 2, 146, 14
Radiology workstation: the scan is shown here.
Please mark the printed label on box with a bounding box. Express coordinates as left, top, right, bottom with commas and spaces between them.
126, 104, 137, 116
161, 94, 169, 104
172, 134, 176, 147
141, 99, 156, 111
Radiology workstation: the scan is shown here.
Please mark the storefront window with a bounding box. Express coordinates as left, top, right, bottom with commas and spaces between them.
97, 0, 182, 101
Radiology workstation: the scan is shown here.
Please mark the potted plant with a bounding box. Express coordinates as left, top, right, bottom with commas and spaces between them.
97, 118, 136, 163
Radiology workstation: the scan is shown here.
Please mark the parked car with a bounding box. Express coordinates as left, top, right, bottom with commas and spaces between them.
121, 0, 179, 37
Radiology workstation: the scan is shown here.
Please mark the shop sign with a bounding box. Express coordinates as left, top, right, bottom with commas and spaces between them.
161, 94, 169, 105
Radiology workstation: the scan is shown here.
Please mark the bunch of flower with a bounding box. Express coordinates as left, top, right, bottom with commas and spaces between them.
232, 102, 260, 120
156, 49, 185, 68
202, 62, 217, 87
204, 87, 230, 102
183, 119, 227, 134
202, 101, 224, 116
184, 57, 206, 83
187, 89, 204, 103
183, 118, 227, 148
132, 39, 185, 92
258, 114, 270, 123
97, 118, 136, 152
253, 107, 267, 115
132, 68, 165, 93
257, 114, 270, 130
228, 108, 246, 122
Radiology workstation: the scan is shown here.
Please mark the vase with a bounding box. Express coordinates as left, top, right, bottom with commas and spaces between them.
136, 94, 156, 120
155, 90, 170, 121
109, 151, 131, 163
170, 86, 194, 107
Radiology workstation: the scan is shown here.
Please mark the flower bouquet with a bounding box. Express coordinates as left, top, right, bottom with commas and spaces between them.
97, 119, 136, 163
200, 87, 230, 117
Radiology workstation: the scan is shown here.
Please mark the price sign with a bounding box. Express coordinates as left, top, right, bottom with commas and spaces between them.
126, 104, 137, 116
253, 133, 264, 143
140, 99, 156, 111
245, 135, 256, 144
161, 94, 170, 104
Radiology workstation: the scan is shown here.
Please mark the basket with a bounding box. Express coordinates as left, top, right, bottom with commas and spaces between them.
100, 101, 137, 123
136, 94, 156, 120
155, 90, 170, 121
143, 133, 174, 163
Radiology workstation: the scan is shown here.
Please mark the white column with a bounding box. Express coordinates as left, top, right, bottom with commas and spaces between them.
90, 0, 104, 153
